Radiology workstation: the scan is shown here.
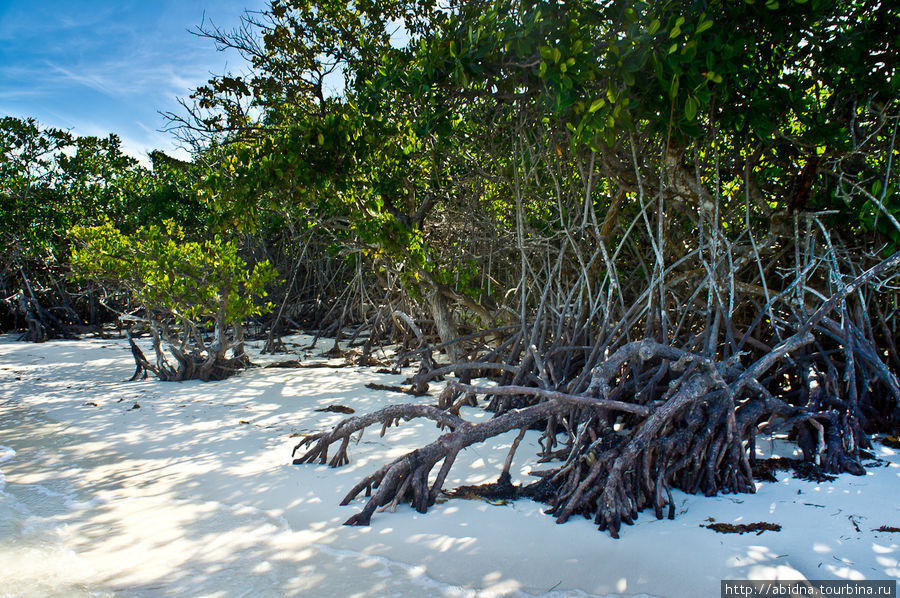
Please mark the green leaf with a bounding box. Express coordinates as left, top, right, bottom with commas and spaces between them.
669, 74, 679, 100
695, 19, 713, 35
589, 98, 606, 113
648, 18, 661, 35
685, 96, 699, 120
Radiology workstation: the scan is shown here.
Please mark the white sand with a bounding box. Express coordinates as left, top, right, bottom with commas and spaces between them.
0, 334, 898, 597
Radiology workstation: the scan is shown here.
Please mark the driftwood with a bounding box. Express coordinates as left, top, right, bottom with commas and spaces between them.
704, 522, 781, 535
365, 382, 429, 397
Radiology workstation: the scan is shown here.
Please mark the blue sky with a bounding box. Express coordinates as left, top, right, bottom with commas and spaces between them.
0, 0, 266, 163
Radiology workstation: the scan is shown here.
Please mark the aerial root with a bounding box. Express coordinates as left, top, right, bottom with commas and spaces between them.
292, 249, 900, 535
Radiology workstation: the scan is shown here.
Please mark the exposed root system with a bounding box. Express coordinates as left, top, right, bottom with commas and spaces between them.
291, 250, 900, 538
752, 458, 837, 483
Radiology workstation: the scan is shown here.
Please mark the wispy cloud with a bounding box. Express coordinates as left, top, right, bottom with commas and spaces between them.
1, 0, 265, 159
0, 89, 43, 100
0, 51, 230, 106
44, 62, 122, 97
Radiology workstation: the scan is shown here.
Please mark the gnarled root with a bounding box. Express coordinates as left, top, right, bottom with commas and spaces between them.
293, 325, 884, 536
294, 400, 574, 525
291, 251, 900, 535
292, 404, 468, 467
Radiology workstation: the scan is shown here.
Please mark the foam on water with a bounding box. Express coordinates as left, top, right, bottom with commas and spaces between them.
0, 488, 109, 595
0, 445, 14, 491
0, 404, 113, 598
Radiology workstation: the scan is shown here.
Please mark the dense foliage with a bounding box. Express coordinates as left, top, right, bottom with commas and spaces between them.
0, 117, 273, 378
71, 220, 277, 380
173, 0, 900, 343
3, 0, 900, 535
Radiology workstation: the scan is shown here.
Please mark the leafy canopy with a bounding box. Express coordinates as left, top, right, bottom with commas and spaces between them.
70, 220, 278, 325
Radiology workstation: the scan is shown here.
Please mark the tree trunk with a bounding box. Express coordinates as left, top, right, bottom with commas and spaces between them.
426, 287, 460, 362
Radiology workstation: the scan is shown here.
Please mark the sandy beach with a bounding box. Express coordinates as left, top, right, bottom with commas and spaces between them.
1, 334, 898, 597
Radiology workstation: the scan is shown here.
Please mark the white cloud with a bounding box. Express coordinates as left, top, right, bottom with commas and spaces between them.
1, 0, 267, 164
45, 62, 123, 97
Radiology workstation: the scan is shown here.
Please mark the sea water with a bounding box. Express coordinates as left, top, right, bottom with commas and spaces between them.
0, 401, 114, 598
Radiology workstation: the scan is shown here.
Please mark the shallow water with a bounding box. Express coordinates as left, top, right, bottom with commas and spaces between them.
0, 401, 115, 598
